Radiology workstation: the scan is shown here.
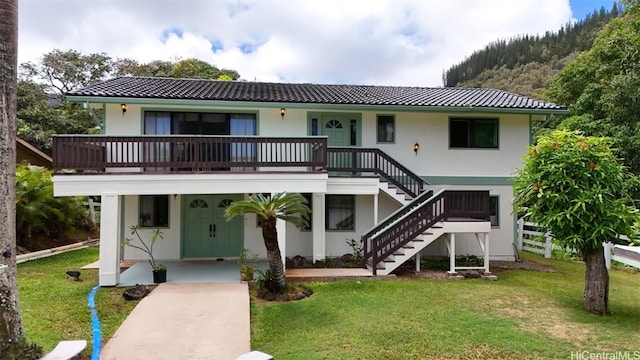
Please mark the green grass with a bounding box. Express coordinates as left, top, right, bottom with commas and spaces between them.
251, 252, 640, 359
15, 248, 640, 358
18, 247, 138, 353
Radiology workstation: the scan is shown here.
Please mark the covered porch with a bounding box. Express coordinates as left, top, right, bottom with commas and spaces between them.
91, 259, 374, 286
116, 259, 270, 286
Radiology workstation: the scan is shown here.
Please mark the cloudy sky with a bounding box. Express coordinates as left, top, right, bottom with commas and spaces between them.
18, 0, 615, 87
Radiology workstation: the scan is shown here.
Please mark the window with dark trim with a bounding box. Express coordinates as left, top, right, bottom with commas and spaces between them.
489, 196, 499, 226
350, 119, 357, 146
326, 195, 355, 231
377, 115, 395, 143
139, 195, 169, 228
449, 118, 498, 148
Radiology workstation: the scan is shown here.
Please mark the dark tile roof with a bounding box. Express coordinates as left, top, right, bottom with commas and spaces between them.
67, 76, 566, 111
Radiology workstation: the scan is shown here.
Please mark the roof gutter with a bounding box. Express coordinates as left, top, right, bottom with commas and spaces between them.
66, 96, 570, 116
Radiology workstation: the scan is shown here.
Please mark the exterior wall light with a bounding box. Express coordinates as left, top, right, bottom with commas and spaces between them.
121, 104, 127, 115
414, 142, 420, 154
280, 108, 286, 119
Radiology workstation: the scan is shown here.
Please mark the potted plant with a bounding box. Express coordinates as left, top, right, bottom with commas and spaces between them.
123, 225, 167, 283
238, 248, 259, 282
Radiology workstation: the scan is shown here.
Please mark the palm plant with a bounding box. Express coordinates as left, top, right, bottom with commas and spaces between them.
225, 192, 310, 291
15, 164, 90, 245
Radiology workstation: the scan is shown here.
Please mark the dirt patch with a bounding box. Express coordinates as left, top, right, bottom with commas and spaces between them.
17, 229, 98, 254
490, 259, 555, 273
399, 270, 452, 279
394, 257, 554, 279
252, 283, 314, 303
483, 295, 591, 347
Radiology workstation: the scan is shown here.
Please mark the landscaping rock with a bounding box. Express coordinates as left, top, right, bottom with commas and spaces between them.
291, 255, 306, 268
462, 271, 482, 279
66, 270, 81, 281
301, 285, 314, 297
340, 253, 355, 263
122, 284, 150, 300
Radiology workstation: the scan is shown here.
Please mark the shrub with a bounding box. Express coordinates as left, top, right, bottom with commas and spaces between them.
15, 164, 95, 246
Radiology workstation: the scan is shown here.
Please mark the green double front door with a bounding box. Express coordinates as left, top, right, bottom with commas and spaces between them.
182, 194, 243, 258
321, 116, 351, 146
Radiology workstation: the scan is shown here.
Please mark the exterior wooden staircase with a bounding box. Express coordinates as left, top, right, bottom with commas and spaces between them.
325, 147, 490, 276
363, 189, 490, 275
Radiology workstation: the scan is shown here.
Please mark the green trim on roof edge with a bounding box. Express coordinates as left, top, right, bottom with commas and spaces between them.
67, 96, 570, 116
423, 176, 514, 186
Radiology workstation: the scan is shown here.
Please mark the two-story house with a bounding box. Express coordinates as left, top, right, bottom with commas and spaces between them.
52, 77, 567, 286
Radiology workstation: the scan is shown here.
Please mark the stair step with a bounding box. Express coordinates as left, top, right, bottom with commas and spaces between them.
366, 264, 385, 271
375, 263, 385, 270
366, 260, 388, 269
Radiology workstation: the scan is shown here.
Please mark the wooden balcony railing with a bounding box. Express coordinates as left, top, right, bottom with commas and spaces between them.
363, 190, 490, 274
52, 135, 327, 173
326, 147, 426, 198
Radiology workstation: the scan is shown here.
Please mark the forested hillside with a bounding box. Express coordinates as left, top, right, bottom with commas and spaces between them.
442, 4, 621, 99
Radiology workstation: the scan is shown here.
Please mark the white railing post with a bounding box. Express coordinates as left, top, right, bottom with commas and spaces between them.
544, 231, 552, 259
603, 241, 613, 269
88, 198, 97, 223
517, 218, 524, 251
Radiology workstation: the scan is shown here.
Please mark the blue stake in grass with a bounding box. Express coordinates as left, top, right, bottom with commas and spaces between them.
88, 285, 102, 360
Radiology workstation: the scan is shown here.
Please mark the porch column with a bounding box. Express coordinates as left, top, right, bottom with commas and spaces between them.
448, 233, 456, 274
276, 218, 287, 268
99, 193, 121, 286
312, 193, 325, 262
373, 193, 379, 224
484, 232, 490, 274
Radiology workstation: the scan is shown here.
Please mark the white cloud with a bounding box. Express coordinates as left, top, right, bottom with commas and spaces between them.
18, 0, 573, 87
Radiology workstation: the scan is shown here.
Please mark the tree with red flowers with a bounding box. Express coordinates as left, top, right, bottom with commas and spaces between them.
514, 130, 639, 315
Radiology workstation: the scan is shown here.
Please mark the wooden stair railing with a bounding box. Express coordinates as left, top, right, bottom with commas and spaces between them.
326, 147, 427, 198
363, 190, 490, 274
361, 189, 433, 252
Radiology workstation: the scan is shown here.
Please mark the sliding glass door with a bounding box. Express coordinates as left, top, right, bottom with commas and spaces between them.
144, 111, 256, 171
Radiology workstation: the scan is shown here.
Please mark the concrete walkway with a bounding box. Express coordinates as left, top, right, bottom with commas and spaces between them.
100, 283, 250, 360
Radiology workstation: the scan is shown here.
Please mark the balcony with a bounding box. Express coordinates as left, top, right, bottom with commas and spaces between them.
53, 135, 328, 174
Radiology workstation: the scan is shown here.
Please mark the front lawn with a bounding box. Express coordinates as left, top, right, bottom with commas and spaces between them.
18, 247, 137, 354
251, 252, 640, 359
16, 248, 640, 358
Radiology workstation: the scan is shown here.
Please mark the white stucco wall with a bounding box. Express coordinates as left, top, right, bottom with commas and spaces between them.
105, 103, 142, 134
359, 110, 534, 178
96, 102, 531, 264
103, 104, 534, 180
121, 195, 182, 261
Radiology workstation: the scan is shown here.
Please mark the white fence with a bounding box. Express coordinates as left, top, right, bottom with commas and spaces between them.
516, 219, 577, 258
516, 219, 639, 269
83, 198, 101, 224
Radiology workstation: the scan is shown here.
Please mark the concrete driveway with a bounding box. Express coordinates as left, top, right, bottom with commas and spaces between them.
100, 283, 250, 360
